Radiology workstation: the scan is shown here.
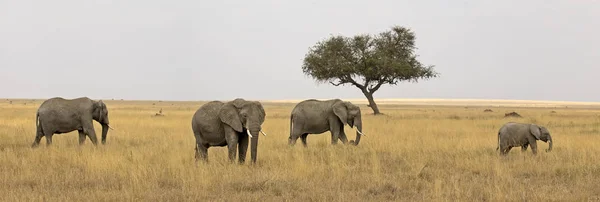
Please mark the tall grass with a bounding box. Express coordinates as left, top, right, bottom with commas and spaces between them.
1, 100, 599, 201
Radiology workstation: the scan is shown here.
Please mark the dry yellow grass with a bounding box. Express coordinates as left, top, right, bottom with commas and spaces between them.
1, 99, 600, 201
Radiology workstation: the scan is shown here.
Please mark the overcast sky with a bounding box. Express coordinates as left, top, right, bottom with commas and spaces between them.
1, 0, 598, 101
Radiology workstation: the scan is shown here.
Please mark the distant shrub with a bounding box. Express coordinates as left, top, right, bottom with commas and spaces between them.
447, 115, 461, 120
504, 112, 522, 118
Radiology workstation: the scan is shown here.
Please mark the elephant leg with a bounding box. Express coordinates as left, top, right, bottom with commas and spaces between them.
289, 120, 303, 146
327, 117, 344, 145
87, 133, 99, 145
529, 141, 538, 155
31, 128, 44, 148
329, 125, 341, 145
41, 126, 54, 145
521, 143, 529, 152
300, 133, 308, 147
193, 131, 208, 162
195, 143, 208, 162
500, 146, 512, 155
338, 125, 348, 144
238, 134, 249, 164
289, 133, 301, 146
84, 125, 99, 145
227, 144, 238, 162
78, 130, 86, 145
330, 132, 338, 145
224, 127, 239, 162
45, 134, 53, 145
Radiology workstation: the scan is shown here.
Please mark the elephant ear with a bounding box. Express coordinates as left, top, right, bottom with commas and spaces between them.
93, 101, 103, 119
541, 126, 550, 133
98, 100, 106, 111
346, 102, 358, 128
232, 98, 246, 108
103, 103, 108, 115
219, 103, 243, 132
333, 102, 349, 126
100, 101, 109, 123
255, 101, 266, 124
529, 124, 541, 140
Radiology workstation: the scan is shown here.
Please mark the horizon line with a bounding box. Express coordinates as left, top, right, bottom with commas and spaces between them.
3, 97, 600, 105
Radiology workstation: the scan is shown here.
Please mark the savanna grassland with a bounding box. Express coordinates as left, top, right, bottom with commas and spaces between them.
1, 99, 600, 201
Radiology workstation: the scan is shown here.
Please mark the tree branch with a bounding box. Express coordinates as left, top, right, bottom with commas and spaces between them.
329, 80, 345, 86
328, 76, 366, 89
344, 76, 365, 89
363, 77, 371, 89
368, 79, 386, 93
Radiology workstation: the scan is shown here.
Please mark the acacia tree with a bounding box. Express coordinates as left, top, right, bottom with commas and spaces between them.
302, 26, 439, 115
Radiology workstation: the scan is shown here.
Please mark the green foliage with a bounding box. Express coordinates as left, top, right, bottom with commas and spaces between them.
302, 26, 439, 93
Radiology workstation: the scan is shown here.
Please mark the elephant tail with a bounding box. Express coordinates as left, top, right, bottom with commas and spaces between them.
35, 112, 40, 130
35, 111, 44, 137
496, 132, 500, 151
289, 114, 293, 138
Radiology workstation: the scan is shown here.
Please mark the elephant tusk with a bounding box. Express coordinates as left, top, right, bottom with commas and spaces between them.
260, 131, 267, 136
247, 129, 253, 138
108, 125, 115, 130
356, 129, 366, 136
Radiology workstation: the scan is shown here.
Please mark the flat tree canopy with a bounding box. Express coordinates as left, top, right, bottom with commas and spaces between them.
302, 25, 439, 114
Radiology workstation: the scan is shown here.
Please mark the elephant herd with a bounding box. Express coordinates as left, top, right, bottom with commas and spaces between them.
28, 97, 552, 165
190, 98, 366, 164
29, 97, 366, 164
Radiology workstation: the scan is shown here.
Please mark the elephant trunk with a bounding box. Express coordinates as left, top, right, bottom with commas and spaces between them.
250, 132, 259, 163
101, 124, 109, 144
246, 122, 261, 163
546, 135, 553, 152
352, 117, 363, 146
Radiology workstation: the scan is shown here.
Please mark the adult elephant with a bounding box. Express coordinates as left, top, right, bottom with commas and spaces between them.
191, 98, 267, 164
496, 122, 553, 155
32, 97, 113, 147
288, 99, 365, 147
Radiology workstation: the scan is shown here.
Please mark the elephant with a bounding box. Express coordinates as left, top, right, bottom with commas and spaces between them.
32, 97, 113, 147
191, 98, 267, 164
496, 122, 553, 155
288, 99, 365, 147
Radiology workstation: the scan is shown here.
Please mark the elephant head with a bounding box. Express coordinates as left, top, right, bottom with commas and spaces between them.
92, 100, 112, 144
333, 101, 364, 145
530, 124, 552, 152
219, 98, 266, 163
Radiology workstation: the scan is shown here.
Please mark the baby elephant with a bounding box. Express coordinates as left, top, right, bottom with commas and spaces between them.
496, 122, 553, 155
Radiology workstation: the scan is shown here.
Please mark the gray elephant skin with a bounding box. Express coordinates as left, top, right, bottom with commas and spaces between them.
191, 98, 267, 164
32, 97, 112, 147
496, 122, 553, 155
288, 99, 365, 146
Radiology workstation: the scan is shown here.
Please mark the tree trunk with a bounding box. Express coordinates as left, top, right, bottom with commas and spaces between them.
362, 90, 381, 115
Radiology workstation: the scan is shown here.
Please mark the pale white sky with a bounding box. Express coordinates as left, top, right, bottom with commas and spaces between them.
1, 0, 598, 101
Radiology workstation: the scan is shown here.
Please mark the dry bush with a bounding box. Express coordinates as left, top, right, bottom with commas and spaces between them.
504, 112, 522, 118
0, 100, 599, 201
